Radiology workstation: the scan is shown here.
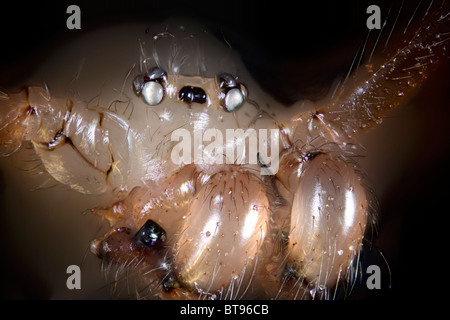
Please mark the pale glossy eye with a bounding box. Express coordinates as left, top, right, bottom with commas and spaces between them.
142, 81, 164, 106
217, 72, 238, 89
216, 73, 246, 112
224, 87, 245, 112
133, 67, 167, 106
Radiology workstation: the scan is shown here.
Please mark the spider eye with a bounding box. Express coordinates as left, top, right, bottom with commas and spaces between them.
224, 88, 245, 112
134, 219, 166, 247
145, 67, 167, 82
133, 67, 167, 106
216, 73, 246, 112
132, 74, 145, 96
217, 73, 238, 90
178, 86, 207, 104
142, 81, 164, 106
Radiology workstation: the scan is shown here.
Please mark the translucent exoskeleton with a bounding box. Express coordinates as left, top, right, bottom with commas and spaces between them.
0, 1, 448, 299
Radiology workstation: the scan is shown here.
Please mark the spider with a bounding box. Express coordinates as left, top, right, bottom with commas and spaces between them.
0, 0, 448, 300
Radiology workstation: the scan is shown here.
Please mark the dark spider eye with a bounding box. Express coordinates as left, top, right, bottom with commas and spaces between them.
134, 219, 166, 247
216, 73, 246, 112
132, 67, 167, 106
178, 86, 207, 104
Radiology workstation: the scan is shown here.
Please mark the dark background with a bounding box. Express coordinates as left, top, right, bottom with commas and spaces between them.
0, 0, 382, 101
1, 0, 449, 303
